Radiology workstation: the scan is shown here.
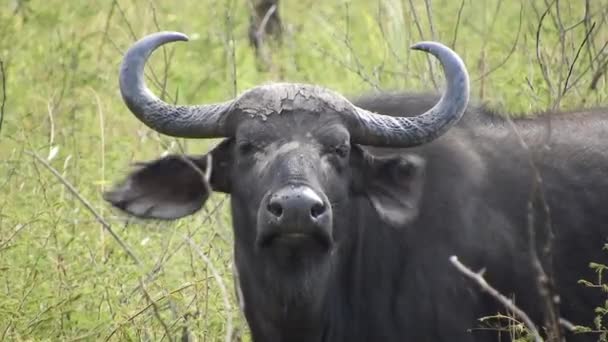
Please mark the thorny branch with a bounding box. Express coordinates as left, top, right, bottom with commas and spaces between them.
450, 256, 543, 342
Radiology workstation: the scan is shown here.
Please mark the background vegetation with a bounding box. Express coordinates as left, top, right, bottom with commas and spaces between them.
0, 0, 606, 340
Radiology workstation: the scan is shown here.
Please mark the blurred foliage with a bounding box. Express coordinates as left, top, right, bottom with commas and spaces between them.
0, 0, 606, 340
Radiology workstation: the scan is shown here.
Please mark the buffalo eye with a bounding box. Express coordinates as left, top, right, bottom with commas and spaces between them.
237, 141, 258, 155
333, 143, 350, 158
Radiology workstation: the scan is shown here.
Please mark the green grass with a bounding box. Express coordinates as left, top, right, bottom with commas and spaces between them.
0, 0, 606, 340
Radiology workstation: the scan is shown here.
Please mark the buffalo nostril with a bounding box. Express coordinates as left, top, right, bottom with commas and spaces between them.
267, 201, 283, 218
310, 202, 326, 219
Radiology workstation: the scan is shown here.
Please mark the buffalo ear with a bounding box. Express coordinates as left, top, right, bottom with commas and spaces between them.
103, 139, 233, 220
352, 146, 426, 227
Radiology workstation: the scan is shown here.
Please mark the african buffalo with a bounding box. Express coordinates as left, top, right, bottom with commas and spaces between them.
105, 31, 607, 341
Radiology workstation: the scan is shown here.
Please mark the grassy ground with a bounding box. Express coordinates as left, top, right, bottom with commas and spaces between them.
0, 0, 606, 340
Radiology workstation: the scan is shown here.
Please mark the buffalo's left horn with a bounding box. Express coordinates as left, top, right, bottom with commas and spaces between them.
119, 31, 234, 138
348, 42, 469, 147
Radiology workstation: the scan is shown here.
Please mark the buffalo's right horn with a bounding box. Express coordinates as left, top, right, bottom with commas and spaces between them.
348, 41, 470, 147
119, 31, 234, 138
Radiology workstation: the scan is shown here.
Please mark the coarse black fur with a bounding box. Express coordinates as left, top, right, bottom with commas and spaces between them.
105, 91, 608, 342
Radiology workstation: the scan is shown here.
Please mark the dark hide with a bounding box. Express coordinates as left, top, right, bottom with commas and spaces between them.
105, 92, 608, 342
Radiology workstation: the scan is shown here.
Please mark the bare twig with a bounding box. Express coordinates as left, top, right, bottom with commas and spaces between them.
309, 42, 381, 91
225, 0, 238, 97
449, 256, 543, 342
139, 279, 174, 342
473, 3, 523, 83
562, 22, 596, 97
536, 0, 557, 105
0, 222, 31, 251
450, 0, 466, 50
255, 4, 277, 46
106, 282, 199, 341
98, 0, 117, 58
127, 152, 215, 298
569, 40, 608, 91
503, 117, 563, 341
248, 0, 282, 50
407, 0, 438, 89
552, 0, 567, 110
131, 197, 226, 297
590, 55, 608, 90
185, 237, 234, 342
583, 0, 596, 75
27, 151, 142, 266
423, 0, 437, 42
0, 60, 6, 136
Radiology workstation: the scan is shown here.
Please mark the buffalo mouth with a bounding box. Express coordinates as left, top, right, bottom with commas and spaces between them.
257, 228, 333, 251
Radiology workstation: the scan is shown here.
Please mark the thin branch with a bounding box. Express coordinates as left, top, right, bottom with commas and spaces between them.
407, 0, 438, 89
139, 279, 174, 342
185, 237, 234, 342
568, 40, 608, 91
127, 152, 215, 298
0, 222, 31, 251
473, 3, 523, 83
536, 0, 557, 105
552, 0, 567, 110
255, 4, 278, 45
562, 22, 596, 97
98, 0, 117, 59
583, 0, 596, 75
503, 116, 563, 341
450, 0, 466, 50
449, 256, 543, 342
423, 0, 437, 42
590, 54, 608, 90
0, 60, 6, 136
105, 282, 199, 341
27, 151, 142, 266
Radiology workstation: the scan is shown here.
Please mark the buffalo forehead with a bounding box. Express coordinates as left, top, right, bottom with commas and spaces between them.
252, 140, 323, 176
234, 83, 355, 119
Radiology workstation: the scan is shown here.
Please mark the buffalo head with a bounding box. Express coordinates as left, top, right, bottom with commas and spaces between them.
104, 31, 469, 307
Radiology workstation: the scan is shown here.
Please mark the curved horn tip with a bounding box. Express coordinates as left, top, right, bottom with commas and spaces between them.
409, 42, 467, 69
409, 41, 452, 54
139, 31, 190, 44
409, 41, 469, 82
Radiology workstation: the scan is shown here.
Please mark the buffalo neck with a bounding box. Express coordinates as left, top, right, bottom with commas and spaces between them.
232, 197, 402, 341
